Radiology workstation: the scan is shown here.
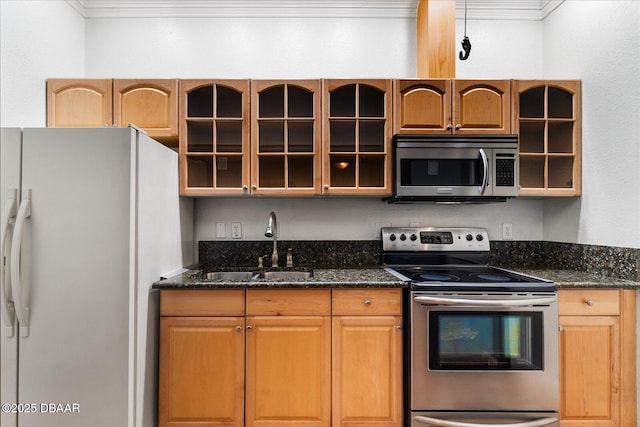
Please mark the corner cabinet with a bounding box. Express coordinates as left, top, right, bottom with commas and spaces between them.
513, 80, 581, 196
251, 80, 322, 195
393, 79, 511, 134
47, 78, 179, 145
179, 80, 251, 196
158, 288, 403, 427
558, 288, 636, 427
323, 79, 393, 195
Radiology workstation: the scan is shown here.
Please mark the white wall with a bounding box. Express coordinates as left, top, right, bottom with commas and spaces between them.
0, 0, 85, 127
541, 1, 640, 249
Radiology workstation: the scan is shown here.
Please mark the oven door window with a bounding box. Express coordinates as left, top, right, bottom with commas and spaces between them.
428, 311, 543, 370
400, 158, 482, 187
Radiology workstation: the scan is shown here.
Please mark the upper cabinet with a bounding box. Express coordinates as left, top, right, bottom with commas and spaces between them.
112, 79, 179, 141
251, 80, 322, 196
47, 78, 179, 146
513, 80, 581, 196
47, 79, 113, 128
179, 79, 251, 196
323, 79, 393, 195
394, 79, 511, 134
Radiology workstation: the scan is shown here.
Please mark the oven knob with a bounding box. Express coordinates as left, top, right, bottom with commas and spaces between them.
466, 234, 473, 241
389, 233, 396, 241
476, 234, 484, 241
400, 233, 407, 241
410, 233, 418, 241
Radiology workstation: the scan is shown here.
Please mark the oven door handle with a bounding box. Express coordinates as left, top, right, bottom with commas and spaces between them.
414, 415, 558, 427
413, 295, 556, 307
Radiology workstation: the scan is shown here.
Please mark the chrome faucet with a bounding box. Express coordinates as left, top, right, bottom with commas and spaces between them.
264, 211, 278, 268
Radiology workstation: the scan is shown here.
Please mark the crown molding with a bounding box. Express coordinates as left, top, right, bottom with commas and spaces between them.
67, 0, 565, 20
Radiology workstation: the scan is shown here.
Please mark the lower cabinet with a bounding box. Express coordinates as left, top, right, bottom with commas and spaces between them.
558, 288, 636, 427
159, 288, 403, 427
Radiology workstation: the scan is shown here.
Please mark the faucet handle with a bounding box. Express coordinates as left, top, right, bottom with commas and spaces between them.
286, 248, 293, 268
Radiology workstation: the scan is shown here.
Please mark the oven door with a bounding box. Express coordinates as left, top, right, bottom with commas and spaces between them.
395, 147, 492, 197
410, 292, 559, 412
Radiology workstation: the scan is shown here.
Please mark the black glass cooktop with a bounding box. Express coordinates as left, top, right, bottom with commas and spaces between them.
389, 266, 555, 292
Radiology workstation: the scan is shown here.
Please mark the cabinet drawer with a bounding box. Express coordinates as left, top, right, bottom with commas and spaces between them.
246, 289, 331, 316
160, 289, 245, 316
332, 288, 402, 315
558, 289, 620, 316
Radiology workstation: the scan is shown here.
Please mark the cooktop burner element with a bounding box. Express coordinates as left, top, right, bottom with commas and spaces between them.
381, 227, 556, 292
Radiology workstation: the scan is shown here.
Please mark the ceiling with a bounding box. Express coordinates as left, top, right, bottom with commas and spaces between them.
66, 0, 565, 20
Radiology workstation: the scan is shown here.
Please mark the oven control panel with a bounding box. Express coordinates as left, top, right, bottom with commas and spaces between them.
381, 227, 490, 252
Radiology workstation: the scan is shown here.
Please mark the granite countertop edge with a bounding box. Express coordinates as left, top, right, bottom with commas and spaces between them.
153, 267, 640, 290
152, 267, 408, 289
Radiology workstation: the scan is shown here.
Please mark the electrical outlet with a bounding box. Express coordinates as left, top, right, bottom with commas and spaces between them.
502, 223, 513, 240
231, 222, 242, 239
215, 222, 226, 239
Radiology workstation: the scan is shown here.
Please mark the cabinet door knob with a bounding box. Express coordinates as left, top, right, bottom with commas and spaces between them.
455, 124, 462, 130
246, 325, 253, 331
585, 299, 594, 306
324, 184, 329, 190
251, 185, 257, 191
558, 325, 564, 332
236, 326, 243, 332
446, 124, 453, 130
396, 325, 402, 331
364, 299, 372, 306
242, 185, 248, 192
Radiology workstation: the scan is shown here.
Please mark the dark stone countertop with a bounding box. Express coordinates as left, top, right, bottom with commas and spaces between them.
152, 267, 408, 289
513, 269, 640, 289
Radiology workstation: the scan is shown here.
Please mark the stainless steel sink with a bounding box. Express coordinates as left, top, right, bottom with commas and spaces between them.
205, 271, 257, 281
258, 271, 313, 280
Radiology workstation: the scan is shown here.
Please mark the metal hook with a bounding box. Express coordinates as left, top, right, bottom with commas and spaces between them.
459, 36, 471, 61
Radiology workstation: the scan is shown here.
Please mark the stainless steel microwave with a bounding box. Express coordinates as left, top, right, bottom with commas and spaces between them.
390, 135, 519, 203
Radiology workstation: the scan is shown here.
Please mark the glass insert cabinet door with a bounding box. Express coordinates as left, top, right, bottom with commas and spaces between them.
179, 79, 250, 195
323, 79, 393, 195
251, 80, 322, 195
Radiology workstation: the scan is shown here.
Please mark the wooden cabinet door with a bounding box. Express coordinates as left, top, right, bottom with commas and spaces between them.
332, 316, 402, 427
322, 79, 393, 195
393, 79, 452, 134
179, 79, 251, 196
47, 79, 112, 128
113, 79, 179, 141
558, 315, 620, 427
245, 315, 331, 427
159, 317, 245, 427
251, 80, 322, 196
453, 80, 511, 134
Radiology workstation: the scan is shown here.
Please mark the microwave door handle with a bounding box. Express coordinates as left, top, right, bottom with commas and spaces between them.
413, 295, 557, 307
414, 415, 558, 427
478, 148, 489, 195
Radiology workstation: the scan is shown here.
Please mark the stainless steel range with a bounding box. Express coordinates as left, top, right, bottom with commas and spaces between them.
381, 227, 559, 427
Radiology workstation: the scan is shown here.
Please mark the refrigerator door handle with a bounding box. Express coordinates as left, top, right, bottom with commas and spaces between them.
1, 188, 17, 337
10, 188, 31, 337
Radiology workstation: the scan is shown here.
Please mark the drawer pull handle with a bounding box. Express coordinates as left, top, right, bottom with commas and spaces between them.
364, 299, 372, 306
585, 299, 594, 306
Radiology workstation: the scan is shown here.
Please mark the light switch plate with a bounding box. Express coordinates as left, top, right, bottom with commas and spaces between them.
216, 222, 226, 239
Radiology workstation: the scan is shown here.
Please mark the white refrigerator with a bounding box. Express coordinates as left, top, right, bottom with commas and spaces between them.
0, 127, 193, 427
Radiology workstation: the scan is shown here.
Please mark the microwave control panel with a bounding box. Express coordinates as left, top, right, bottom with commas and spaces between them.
381, 227, 490, 252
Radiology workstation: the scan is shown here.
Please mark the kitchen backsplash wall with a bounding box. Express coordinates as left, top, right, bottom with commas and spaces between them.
194, 197, 544, 249
199, 239, 640, 282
